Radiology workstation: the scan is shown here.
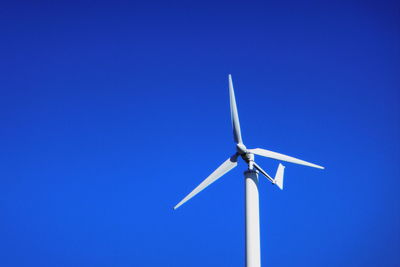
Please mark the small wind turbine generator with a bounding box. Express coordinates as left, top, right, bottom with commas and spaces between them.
174, 75, 324, 267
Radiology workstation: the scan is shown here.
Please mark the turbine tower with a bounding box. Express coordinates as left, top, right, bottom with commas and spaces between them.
174, 75, 324, 267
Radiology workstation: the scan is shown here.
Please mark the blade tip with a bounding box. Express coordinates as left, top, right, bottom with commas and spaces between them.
309, 164, 324, 170
174, 200, 185, 210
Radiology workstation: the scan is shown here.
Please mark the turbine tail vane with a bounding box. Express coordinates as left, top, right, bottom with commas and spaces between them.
274, 163, 285, 190
252, 162, 285, 189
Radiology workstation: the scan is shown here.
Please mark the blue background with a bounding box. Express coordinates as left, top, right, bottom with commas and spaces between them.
1, 0, 399, 266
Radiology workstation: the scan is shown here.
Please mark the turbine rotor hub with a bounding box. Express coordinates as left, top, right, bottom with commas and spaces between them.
236, 143, 247, 154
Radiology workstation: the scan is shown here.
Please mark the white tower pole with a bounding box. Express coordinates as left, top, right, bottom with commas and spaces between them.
245, 159, 261, 267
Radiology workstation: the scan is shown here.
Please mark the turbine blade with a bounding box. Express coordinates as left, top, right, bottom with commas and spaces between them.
229, 75, 243, 144
248, 148, 324, 169
252, 161, 274, 183
174, 154, 238, 210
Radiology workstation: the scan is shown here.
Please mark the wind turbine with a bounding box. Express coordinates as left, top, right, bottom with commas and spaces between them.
174, 75, 324, 267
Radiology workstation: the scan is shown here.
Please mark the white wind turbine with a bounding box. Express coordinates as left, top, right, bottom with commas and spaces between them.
174, 75, 324, 267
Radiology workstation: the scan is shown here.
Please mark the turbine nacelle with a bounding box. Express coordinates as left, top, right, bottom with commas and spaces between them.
241, 152, 254, 164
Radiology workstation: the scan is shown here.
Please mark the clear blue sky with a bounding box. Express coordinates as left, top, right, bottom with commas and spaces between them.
1, 0, 399, 266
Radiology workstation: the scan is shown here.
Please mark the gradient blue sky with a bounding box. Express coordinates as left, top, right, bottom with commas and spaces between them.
1, 0, 399, 266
